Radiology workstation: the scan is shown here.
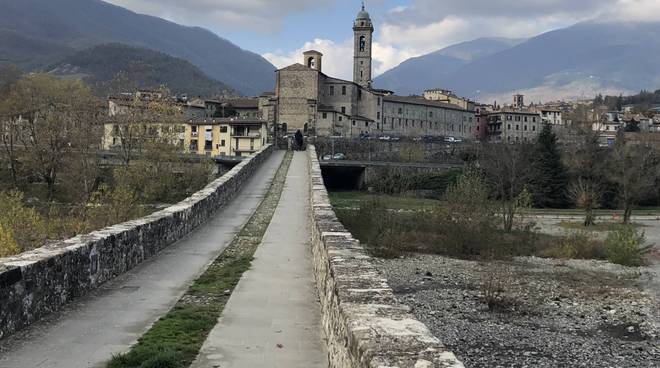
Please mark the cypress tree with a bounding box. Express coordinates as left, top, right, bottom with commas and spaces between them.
529, 124, 569, 208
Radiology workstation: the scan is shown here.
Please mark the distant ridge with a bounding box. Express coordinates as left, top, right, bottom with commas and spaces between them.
48, 43, 235, 97
0, 0, 276, 96
375, 21, 660, 102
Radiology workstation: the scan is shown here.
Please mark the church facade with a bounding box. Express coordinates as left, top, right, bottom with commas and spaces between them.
274, 5, 477, 139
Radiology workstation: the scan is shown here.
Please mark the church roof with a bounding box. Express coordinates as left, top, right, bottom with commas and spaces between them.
356, 3, 370, 20
383, 95, 471, 112
277, 63, 316, 72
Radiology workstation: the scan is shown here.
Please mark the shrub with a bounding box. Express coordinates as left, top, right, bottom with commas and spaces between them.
604, 226, 651, 266
0, 190, 46, 255
0, 223, 20, 257
434, 167, 504, 258
480, 262, 513, 311
544, 231, 605, 260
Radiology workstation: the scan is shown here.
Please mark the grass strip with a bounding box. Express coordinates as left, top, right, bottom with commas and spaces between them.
107, 151, 293, 368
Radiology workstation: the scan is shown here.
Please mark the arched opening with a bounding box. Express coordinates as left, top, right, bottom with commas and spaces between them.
359, 36, 366, 52
307, 57, 316, 69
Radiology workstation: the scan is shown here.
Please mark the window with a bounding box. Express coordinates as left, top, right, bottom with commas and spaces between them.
524, 125, 527, 131
359, 36, 366, 52
365, 121, 369, 127
377, 112, 380, 119
508, 124, 511, 130
507, 115, 512, 121
358, 89, 362, 100
533, 117, 537, 123
322, 112, 327, 119
342, 86, 346, 95
330, 86, 334, 95
352, 120, 356, 126
220, 139, 226, 147
377, 97, 381, 106
533, 126, 536, 131
398, 107, 403, 114
516, 124, 519, 130
220, 126, 228, 133
524, 116, 528, 122
338, 116, 343, 122
429, 111, 433, 118
341, 106, 346, 114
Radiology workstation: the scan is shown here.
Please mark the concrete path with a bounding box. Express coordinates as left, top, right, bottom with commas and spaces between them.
192, 151, 328, 368
0, 151, 285, 368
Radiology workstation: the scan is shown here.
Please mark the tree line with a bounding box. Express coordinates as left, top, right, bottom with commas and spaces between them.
477, 124, 659, 226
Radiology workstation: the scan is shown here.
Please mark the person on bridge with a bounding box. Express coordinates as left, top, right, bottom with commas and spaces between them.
294, 129, 304, 151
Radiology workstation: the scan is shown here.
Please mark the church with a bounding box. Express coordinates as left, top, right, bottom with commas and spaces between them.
274, 5, 477, 139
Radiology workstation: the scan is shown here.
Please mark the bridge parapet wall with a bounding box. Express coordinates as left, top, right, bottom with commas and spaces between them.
0, 145, 274, 339
308, 145, 464, 368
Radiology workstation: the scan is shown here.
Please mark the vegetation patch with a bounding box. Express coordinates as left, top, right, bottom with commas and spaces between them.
558, 221, 644, 232
107, 151, 293, 368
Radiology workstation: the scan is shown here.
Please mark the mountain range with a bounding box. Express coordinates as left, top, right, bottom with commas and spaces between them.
375, 21, 660, 102
0, 0, 276, 96
48, 44, 234, 97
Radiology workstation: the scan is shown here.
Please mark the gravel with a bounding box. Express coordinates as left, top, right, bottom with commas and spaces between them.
376, 255, 660, 367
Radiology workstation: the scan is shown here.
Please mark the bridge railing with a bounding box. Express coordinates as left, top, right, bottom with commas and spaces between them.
307, 145, 464, 368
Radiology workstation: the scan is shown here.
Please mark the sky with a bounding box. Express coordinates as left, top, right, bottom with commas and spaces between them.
104, 0, 660, 80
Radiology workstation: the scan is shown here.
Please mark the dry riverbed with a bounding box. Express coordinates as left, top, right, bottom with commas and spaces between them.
376, 255, 660, 367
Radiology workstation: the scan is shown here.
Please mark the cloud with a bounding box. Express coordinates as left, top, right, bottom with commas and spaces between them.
105, 0, 329, 32
263, 39, 355, 79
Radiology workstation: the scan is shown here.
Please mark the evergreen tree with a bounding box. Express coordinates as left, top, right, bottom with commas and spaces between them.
529, 124, 569, 208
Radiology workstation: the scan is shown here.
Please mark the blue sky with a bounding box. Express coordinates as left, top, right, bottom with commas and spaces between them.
104, 0, 660, 80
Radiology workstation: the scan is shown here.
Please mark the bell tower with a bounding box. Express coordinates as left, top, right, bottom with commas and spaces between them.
353, 2, 373, 89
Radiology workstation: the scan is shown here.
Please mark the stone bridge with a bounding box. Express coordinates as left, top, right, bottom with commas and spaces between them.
320, 160, 463, 191
0, 146, 463, 367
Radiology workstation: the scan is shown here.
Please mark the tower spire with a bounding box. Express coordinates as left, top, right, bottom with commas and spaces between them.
361, 1, 365, 11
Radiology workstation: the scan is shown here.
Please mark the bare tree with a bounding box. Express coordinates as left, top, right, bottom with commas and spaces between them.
609, 129, 659, 223
4, 74, 100, 200
565, 127, 607, 226
480, 143, 532, 232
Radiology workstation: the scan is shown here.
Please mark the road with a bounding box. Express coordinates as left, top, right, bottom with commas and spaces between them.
0, 151, 285, 368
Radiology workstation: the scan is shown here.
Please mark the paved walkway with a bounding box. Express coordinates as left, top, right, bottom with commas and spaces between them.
192, 151, 328, 368
0, 151, 285, 368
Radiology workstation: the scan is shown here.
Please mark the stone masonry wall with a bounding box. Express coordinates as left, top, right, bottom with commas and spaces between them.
0, 145, 274, 339
307, 145, 464, 368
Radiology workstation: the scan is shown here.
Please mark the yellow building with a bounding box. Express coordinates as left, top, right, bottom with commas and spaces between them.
102, 118, 268, 158
102, 121, 186, 150
184, 118, 268, 157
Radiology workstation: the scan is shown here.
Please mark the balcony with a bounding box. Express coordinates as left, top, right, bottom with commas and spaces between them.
231, 131, 261, 138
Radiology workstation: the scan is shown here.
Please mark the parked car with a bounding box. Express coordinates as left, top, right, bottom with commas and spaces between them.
390, 136, 401, 142
322, 155, 333, 160
444, 136, 462, 143
379, 136, 391, 141
332, 153, 347, 160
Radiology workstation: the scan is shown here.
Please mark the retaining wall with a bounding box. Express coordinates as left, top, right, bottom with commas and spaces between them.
308, 145, 464, 368
0, 145, 274, 339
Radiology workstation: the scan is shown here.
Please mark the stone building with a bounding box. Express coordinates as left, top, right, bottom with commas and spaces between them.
273, 5, 476, 139
487, 109, 543, 144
